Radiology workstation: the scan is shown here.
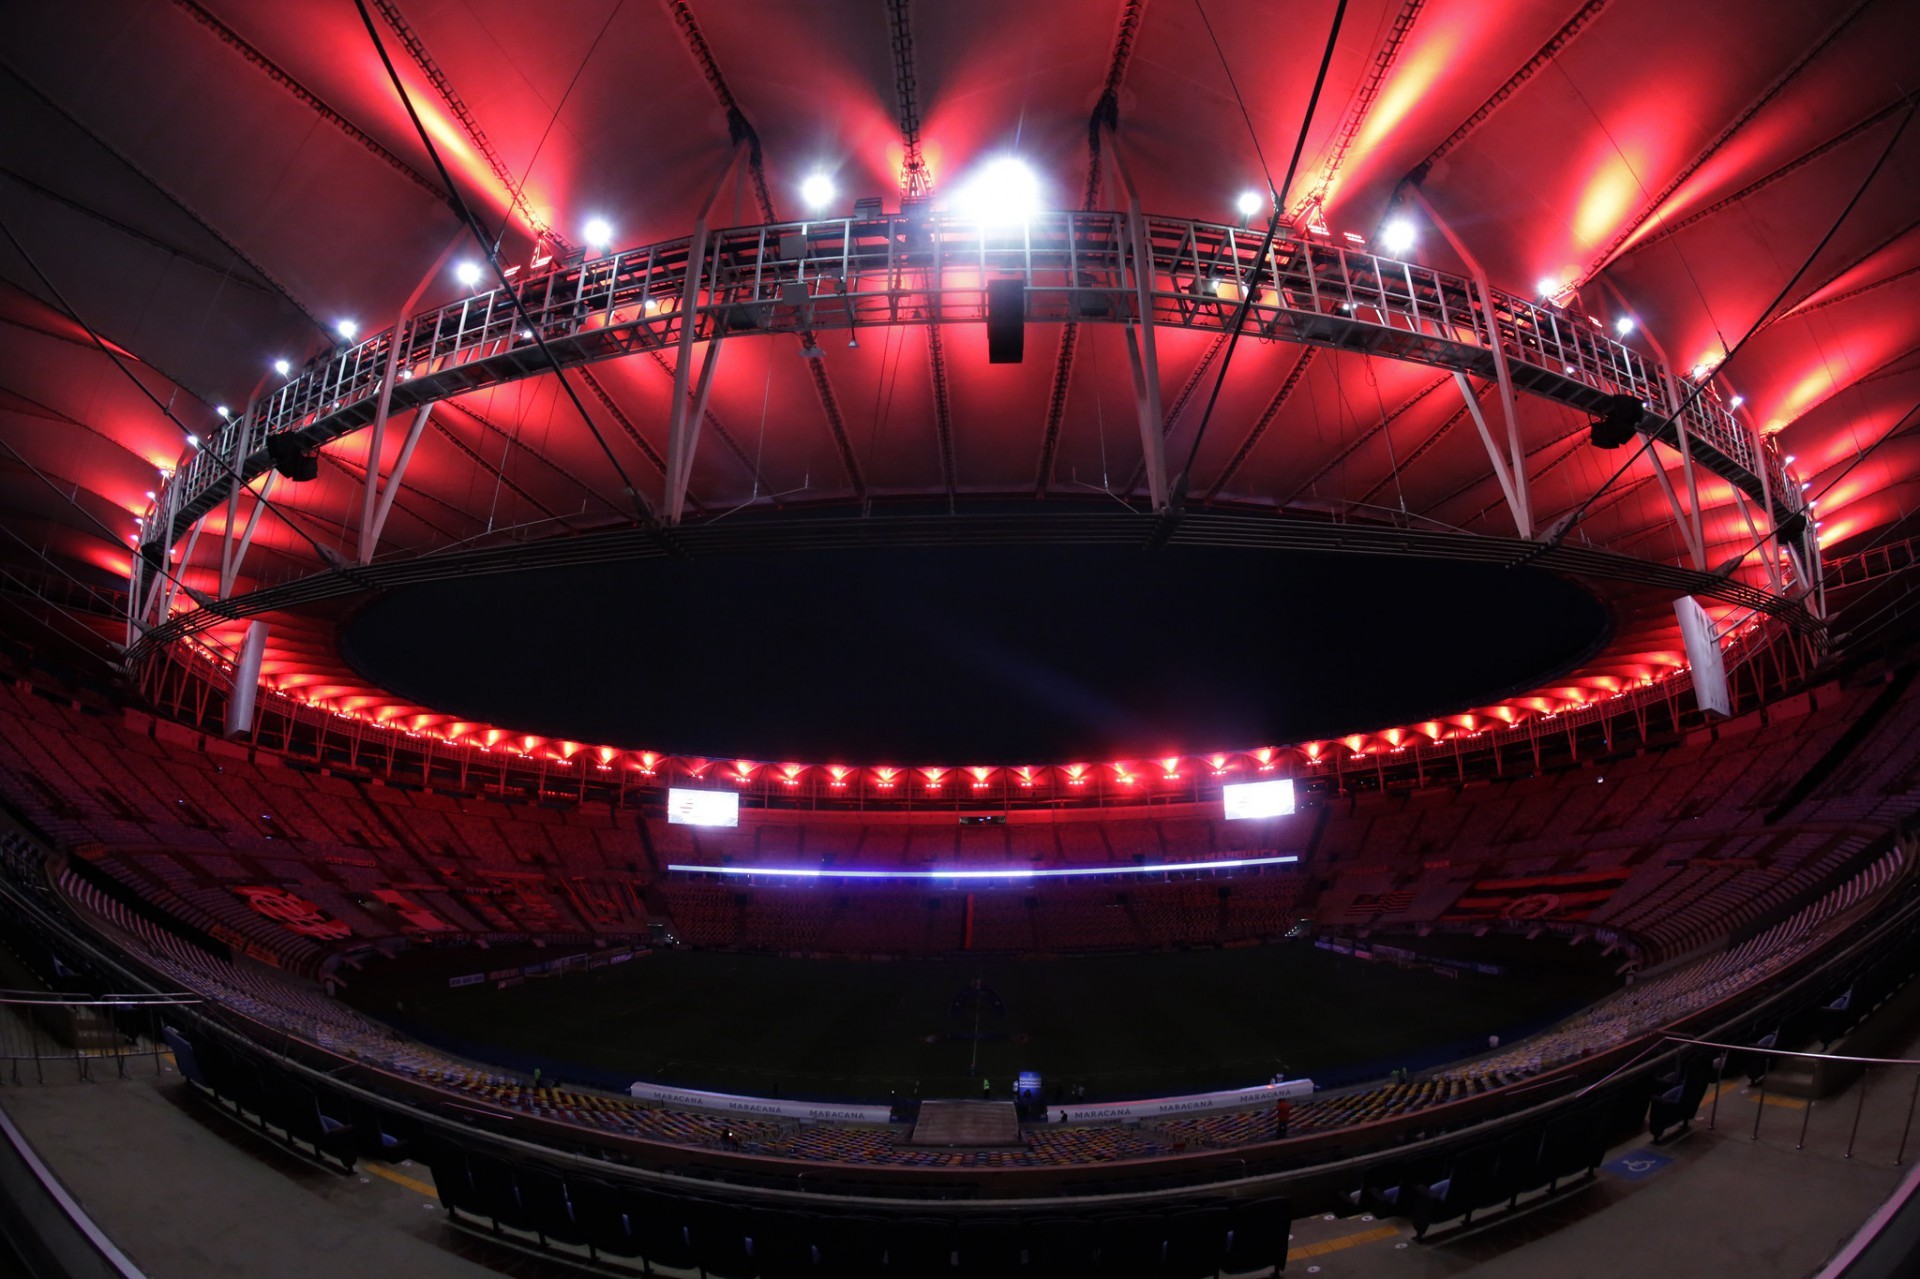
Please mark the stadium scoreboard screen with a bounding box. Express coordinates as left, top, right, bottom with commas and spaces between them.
667, 788, 740, 827
1222, 778, 1295, 820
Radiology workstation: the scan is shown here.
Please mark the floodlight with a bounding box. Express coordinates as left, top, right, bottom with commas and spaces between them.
1535, 277, 1559, 299
800, 172, 836, 211
1378, 218, 1417, 255
454, 261, 483, 288
215, 405, 230, 418
1236, 190, 1264, 218
583, 217, 614, 249
185, 434, 201, 448
336, 319, 359, 340
958, 157, 1041, 223
1729, 395, 1745, 408
272, 359, 291, 377
1614, 316, 1635, 336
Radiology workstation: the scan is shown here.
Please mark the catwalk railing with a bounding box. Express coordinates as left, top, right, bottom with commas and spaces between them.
138, 208, 1799, 558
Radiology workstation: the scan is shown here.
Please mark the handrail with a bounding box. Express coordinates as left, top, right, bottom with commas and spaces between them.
1660, 1033, 1920, 1068
137, 208, 1796, 559
0, 990, 200, 998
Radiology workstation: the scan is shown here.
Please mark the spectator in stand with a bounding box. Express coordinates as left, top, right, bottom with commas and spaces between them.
1275, 1098, 1291, 1137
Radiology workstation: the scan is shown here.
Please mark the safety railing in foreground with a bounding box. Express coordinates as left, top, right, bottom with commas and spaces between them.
1666, 1034, 1920, 1165
0, 993, 200, 1086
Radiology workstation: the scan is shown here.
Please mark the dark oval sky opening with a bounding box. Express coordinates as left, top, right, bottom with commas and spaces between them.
342, 544, 1610, 763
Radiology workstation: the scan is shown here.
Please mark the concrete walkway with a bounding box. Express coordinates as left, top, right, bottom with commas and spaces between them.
2, 1043, 1914, 1278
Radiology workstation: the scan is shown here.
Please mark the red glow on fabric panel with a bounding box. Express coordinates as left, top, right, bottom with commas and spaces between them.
1349, 28, 1461, 170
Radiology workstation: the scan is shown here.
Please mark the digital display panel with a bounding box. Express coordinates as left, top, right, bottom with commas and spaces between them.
1222, 778, 1296, 820
667, 788, 740, 827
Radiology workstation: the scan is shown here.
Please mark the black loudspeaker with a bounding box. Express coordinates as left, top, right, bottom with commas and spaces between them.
1589, 393, 1646, 449
986, 278, 1026, 364
1774, 511, 1808, 545
266, 432, 318, 482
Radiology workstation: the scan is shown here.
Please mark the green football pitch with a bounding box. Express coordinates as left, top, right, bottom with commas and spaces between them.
346, 934, 1620, 1103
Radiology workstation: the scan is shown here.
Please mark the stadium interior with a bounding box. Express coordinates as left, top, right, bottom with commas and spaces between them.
2, 1, 1920, 1276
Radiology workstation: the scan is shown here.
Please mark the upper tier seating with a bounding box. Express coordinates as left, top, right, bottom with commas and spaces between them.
0, 671, 1911, 969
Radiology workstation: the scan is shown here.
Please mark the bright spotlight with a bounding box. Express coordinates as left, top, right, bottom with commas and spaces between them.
272, 359, 291, 377
336, 319, 359, 340
800, 172, 836, 211
1729, 395, 1745, 409
583, 217, 614, 249
1235, 190, 1264, 218
185, 434, 201, 449
1535, 277, 1559, 299
1614, 316, 1635, 336
1378, 218, 1417, 255
1690, 362, 1712, 380
958, 157, 1041, 224
455, 261, 483, 288
215, 405, 230, 419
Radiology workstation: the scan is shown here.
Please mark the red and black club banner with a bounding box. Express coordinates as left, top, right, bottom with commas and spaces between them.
231, 885, 352, 940
1444, 868, 1631, 921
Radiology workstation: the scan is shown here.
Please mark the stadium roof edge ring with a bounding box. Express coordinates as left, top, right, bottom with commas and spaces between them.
124, 208, 1822, 779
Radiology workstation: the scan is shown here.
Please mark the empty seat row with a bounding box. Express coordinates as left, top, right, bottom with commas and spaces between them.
1342, 1094, 1629, 1240
426, 1137, 1291, 1278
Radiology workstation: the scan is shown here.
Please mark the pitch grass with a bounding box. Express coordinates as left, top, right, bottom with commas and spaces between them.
346, 934, 1621, 1103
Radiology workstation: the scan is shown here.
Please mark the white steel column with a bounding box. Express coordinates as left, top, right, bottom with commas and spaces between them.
360, 403, 434, 563
1412, 187, 1530, 538
359, 232, 464, 559
219, 472, 278, 599
1453, 372, 1529, 537
1664, 393, 1710, 571
1102, 124, 1169, 513
665, 145, 744, 525
1594, 274, 1708, 570
669, 332, 725, 524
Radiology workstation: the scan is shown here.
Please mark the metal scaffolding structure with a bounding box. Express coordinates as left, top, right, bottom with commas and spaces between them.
131, 207, 1811, 636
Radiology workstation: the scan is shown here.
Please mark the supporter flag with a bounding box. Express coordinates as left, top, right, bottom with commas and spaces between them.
1347, 890, 1415, 917
1444, 868, 1630, 921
